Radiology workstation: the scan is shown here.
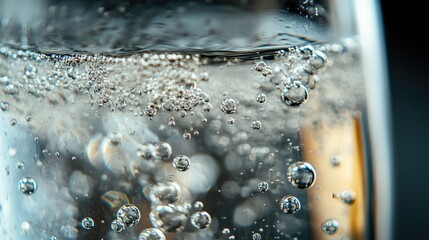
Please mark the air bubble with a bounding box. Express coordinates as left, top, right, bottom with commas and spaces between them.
155, 142, 172, 160
330, 154, 341, 166
81, 217, 95, 230
221, 98, 237, 114
256, 93, 266, 103
150, 204, 188, 232
333, 190, 356, 205
183, 132, 192, 140
280, 195, 301, 214
16, 161, 25, 170
227, 117, 235, 124
298, 45, 315, 59
257, 181, 269, 193
111, 219, 125, 232
203, 103, 213, 112
251, 121, 262, 130
117, 204, 141, 227
222, 228, 231, 235
138, 228, 166, 240
287, 161, 316, 189
280, 81, 309, 107
193, 201, 204, 210
168, 117, 176, 126
173, 155, 191, 172
0, 102, 9, 111
150, 181, 182, 204
190, 211, 212, 229
10, 118, 17, 126
253, 233, 262, 240
321, 219, 339, 235
309, 50, 328, 70
19, 177, 37, 195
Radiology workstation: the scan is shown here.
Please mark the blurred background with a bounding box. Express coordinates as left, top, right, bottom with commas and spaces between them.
380, 1, 428, 239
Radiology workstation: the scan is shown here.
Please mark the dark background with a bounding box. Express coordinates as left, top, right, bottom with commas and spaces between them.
380, 1, 428, 239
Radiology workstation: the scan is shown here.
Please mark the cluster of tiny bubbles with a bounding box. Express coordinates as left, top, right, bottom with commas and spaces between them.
220, 98, 237, 114
257, 181, 269, 193
280, 81, 309, 107
81, 217, 95, 230
190, 211, 212, 229
111, 219, 125, 232
251, 120, 262, 130
193, 201, 204, 210
252, 233, 262, 240
332, 190, 356, 205
138, 228, 166, 240
18, 177, 37, 195
279, 195, 301, 214
150, 204, 189, 232
256, 93, 267, 103
321, 219, 340, 235
172, 155, 191, 172
287, 161, 316, 189
117, 204, 141, 227
149, 181, 182, 205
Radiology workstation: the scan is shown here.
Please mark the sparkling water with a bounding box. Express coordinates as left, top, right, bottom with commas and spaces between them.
0, 1, 368, 240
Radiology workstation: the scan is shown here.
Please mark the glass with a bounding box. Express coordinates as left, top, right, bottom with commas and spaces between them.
0, 0, 393, 239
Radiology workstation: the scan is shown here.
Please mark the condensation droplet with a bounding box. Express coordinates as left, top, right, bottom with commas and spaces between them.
173, 155, 191, 172
321, 219, 339, 235
287, 161, 316, 189
190, 211, 212, 229
19, 177, 37, 195
280, 195, 301, 214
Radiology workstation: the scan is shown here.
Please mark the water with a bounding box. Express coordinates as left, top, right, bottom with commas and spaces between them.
0, 2, 368, 240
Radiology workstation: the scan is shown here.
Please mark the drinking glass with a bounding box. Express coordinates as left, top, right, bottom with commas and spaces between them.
0, 0, 393, 239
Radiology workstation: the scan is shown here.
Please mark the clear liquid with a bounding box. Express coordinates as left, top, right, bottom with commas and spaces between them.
0, 37, 367, 239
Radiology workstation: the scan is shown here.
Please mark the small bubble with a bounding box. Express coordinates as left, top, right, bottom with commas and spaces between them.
257, 181, 269, 193
144, 106, 157, 118
221, 98, 237, 114
117, 204, 141, 227
280, 81, 309, 107
21, 221, 30, 235
321, 219, 339, 235
251, 121, 262, 130
193, 130, 199, 136
199, 72, 210, 81
203, 103, 213, 112
193, 201, 204, 210
25, 114, 32, 122
50, 236, 58, 240
0, 102, 9, 111
150, 181, 182, 204
183, 132, 192, 140
155, 142, 172, 160
16, 161, 25, 170
309, 50, 328, 70
10, 118, 17, 126
173, 155, 191, 172
298, 45, 315, 59
330, 154, 341, 166
254, 61, 268, 72
201, 118, 208, 123
287, 161, 316, 189
138, 228, 166, 240
256, 93, 266, 103
111, 219, 125, 232
33, 136, 39, 141
109, 132, 121, 145
280, 195, 301, 214
81, 217, 95, 230
150, 204, 188, 232
168, 116, 176, 126
222, 228, 231, 235
227, 117, 235, 124
253, 233, 262, 240
333, 190, 356, 205
19, 177, 37, 195
190, 211, 212, 229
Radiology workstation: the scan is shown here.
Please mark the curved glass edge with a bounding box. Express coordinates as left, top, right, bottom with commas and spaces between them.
353, 0, 394, 239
